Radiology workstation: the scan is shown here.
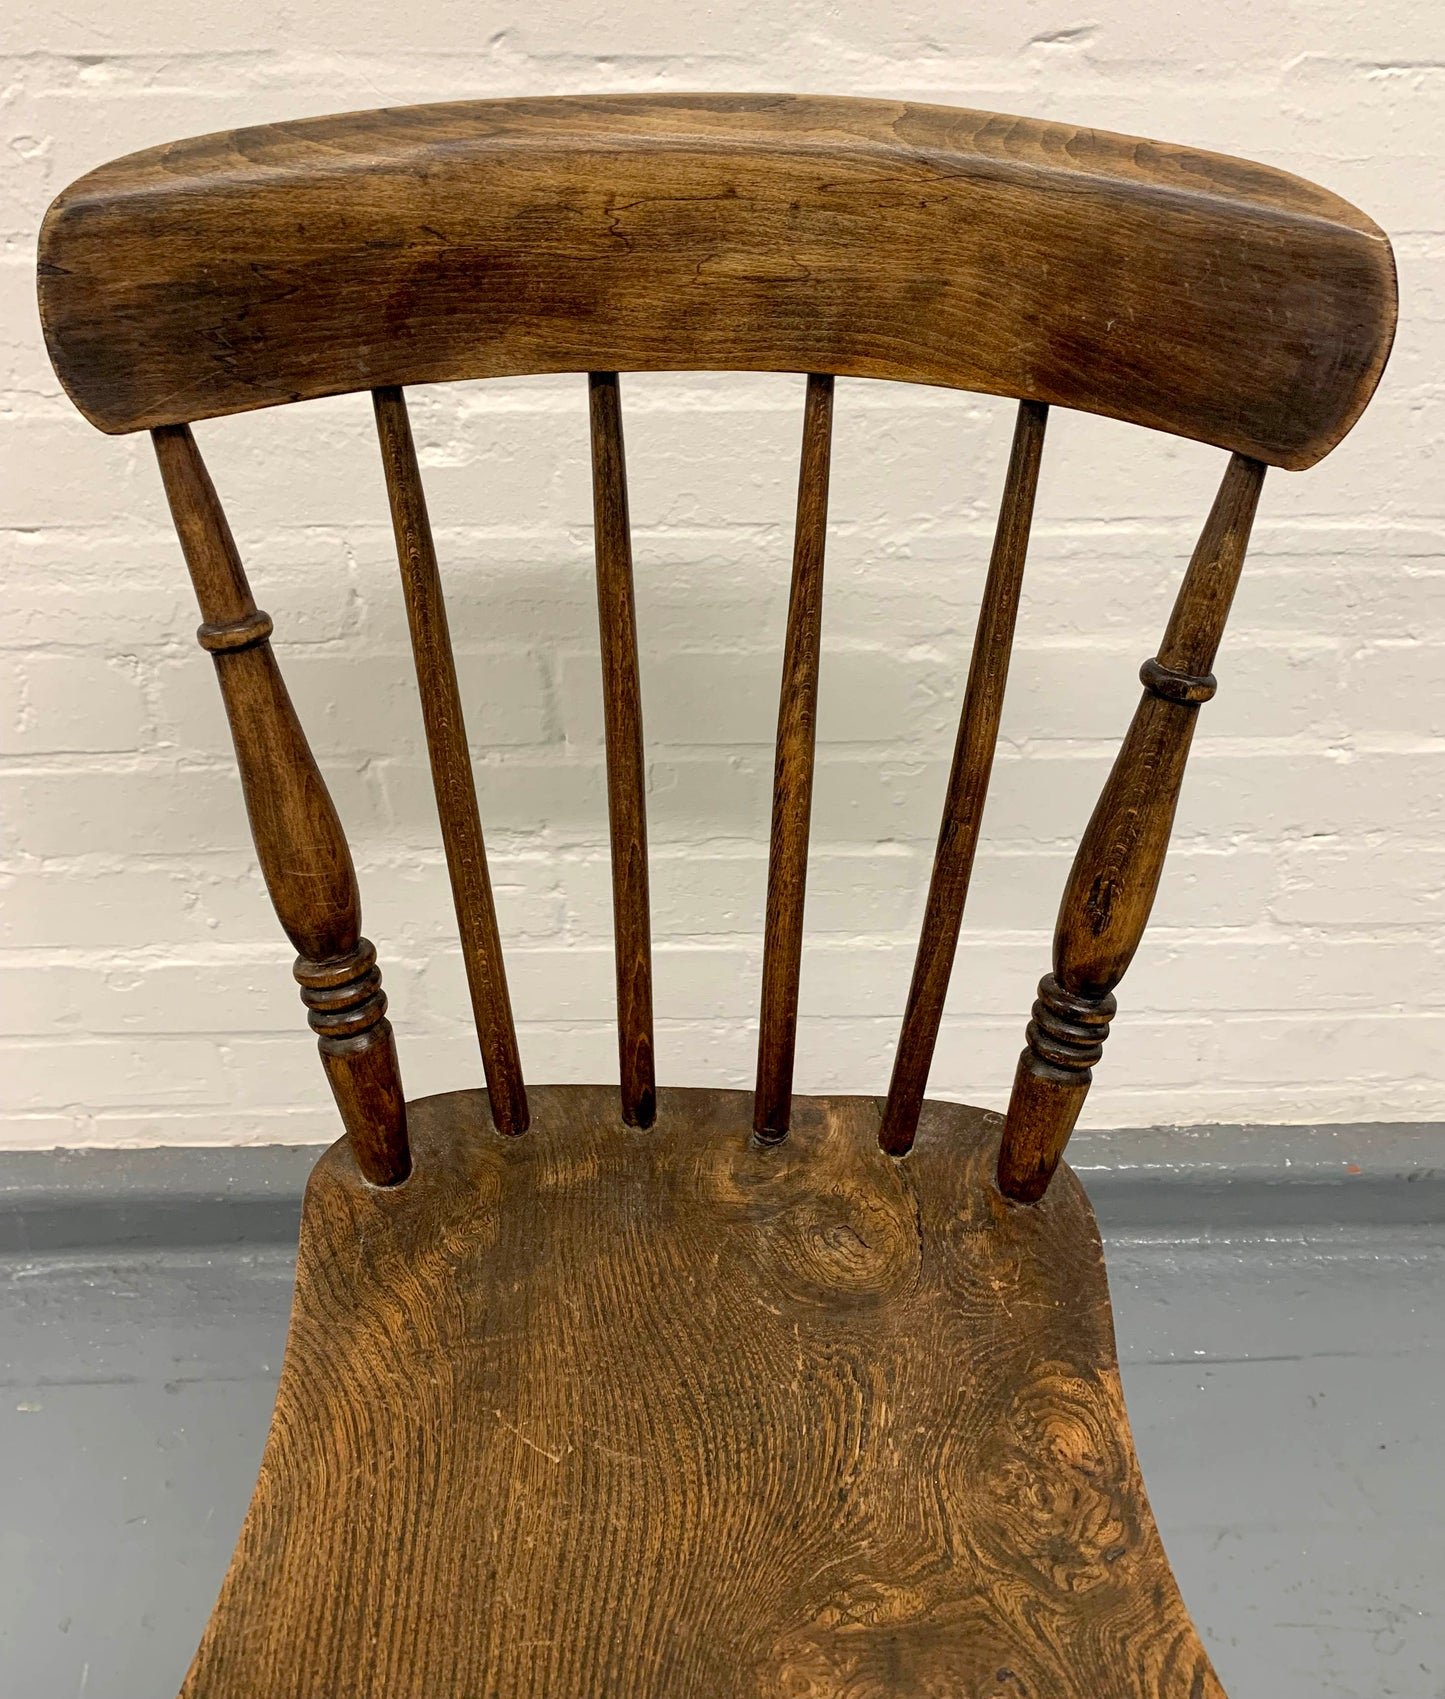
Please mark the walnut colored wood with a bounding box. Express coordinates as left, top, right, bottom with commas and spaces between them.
180, 1084, 1223, 1699
588, 372, 656, 1128
151, 424, 409, 1187
998, 454, 1267, 1202
373, 386, 529, 1137
38, 94, 1401, 1699
38, 96, 1395, 468
755, 373, 833, 1141
881, 399, 1048, 1155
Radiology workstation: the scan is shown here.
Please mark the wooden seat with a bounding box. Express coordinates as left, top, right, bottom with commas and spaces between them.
186, 1087, 1217, 1699
35, 94, 1395, 1697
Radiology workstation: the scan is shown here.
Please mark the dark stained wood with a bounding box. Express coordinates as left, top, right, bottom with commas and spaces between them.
754, 373, 833, 1141
180, 1084, 1223, 1699
38, 95, 1402, 1699
881, 399, 1048, 1155
997, 453, 1267, 1202
38, 95, 1396, 468
372, 385, 529, 1137
151, 423, 409, 1186
588, 372, 656, 1128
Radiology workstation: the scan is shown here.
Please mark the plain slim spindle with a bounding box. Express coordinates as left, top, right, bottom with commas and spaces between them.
880, 400, 1048, 1155
589, 372, 656, 1128
372, 385, 529, 1136
753, 373, 835, 1141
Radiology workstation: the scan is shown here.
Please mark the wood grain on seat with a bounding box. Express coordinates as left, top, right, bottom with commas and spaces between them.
182, 1086, 1220, 1699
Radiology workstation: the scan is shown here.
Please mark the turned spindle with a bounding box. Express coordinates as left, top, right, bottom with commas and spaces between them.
997, 452, 1266, 1202
153, 424, 410, 1186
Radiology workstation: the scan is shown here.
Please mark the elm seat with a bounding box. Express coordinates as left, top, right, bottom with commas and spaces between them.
35, 94, 1396, 1698
186, 1087, 1211, 1699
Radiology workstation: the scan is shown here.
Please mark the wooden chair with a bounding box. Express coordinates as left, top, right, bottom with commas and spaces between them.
37, 94, 1395, 1699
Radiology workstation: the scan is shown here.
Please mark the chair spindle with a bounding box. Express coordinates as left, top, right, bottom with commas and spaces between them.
588, 373, 656, 1128
997, 452, 1267, 1202
372, 386, 529, 1136
151, 424, 410, 1186
754, 373, 835, 1141
880, 399, 1049, 1155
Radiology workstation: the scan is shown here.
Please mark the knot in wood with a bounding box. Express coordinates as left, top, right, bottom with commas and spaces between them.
1025, 975, 1116, 1072
197, 608, 274, 653
1139, 656, 1216, 704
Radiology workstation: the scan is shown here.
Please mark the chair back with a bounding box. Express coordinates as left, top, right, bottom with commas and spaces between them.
37, 94, 1397, 1195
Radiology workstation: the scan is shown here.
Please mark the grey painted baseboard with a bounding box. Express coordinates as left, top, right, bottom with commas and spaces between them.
1, 1121, 1441, 1253
0, 1143, 319, 1253
1068, 1120, 1445, 1229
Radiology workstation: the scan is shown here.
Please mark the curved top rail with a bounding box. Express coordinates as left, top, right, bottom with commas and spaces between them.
38, 93, 1395, 465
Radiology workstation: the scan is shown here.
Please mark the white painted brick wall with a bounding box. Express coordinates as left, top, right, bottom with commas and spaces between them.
2, 1, 1442, 1147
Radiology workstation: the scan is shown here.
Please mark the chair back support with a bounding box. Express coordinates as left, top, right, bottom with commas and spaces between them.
37, 94, 1397, 1197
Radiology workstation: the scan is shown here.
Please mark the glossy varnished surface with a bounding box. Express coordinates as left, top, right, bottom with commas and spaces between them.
182, 1086, 1220, 1699
38, 94, 1394, 464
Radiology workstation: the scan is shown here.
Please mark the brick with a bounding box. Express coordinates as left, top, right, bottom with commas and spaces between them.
152, 647, 551, 759
356, 850, 568, 948
214, 1034, 338, 1109
1272, 843, 1445, 928
3, 764, 247, 858
635, 845, 929, 937
0, 653, 147, 753
559, 645, 951, 748
87, 1106, 341, 1147
0, 1037, 229, 1110
377, 754, 606, 846
0, 859, 275, 949
0, 414, 155, 528
1341, 643, 1445, 737
0, 951, 433, 1037
0, 255, 57, 398
2, 760, 381, 857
